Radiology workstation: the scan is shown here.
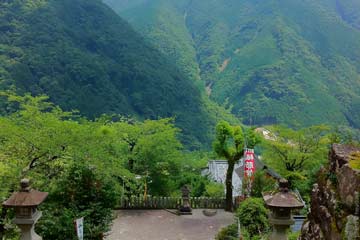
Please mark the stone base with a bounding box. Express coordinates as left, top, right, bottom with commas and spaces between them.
178, 211, 192, 215
13, 211, 43, 240
178, 206, 192, 215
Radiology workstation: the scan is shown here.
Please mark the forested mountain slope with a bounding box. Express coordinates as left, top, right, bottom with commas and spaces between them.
0, 0, 232, 148
335, 0, 360, 29
105, 0, 360, 128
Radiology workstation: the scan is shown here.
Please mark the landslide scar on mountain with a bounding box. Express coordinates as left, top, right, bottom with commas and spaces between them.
219, 58, 231, 72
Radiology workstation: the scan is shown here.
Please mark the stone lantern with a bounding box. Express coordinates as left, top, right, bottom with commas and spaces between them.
3, 179, 48, 240
263, 179, 304, 240
179, 185, 192, 215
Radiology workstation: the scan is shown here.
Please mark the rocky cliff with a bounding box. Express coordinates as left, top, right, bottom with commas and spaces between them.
300, 144, 360, 240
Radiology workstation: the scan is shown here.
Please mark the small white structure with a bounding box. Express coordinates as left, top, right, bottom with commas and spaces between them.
203, 160, 244, 196
202, 156, 281, 197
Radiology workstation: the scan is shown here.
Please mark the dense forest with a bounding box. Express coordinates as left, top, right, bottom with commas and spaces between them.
0, 93, 216, 239
0, 0, 236, 149
0, 0, 360, 239
105, 0, 360, 129
1, 93, 358, 239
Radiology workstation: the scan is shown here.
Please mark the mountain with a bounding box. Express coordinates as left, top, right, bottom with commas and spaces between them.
335, 0, 360, 29
104, 0, 360, 129
0, 0, 234, 148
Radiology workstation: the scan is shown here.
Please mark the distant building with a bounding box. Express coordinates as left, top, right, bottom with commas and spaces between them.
202, 155, 281, 197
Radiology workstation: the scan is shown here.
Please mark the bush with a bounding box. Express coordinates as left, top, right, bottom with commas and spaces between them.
37, 163, 117, 240
288, 231, 300, 240
215, 224, 238, 240
235, 198, 269, 237
174, 172, 209, 197
205, 182, 225, 198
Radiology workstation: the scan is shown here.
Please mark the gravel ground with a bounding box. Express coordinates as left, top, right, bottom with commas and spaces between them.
106, 209, 235, 240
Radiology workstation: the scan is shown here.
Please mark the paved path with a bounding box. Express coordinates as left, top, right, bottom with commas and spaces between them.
106, 209, 235, 240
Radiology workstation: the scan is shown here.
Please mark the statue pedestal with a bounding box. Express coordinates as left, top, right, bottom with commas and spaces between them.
179, 197, 192, 215
268, 216, 295, 240
179, 186, 192, 215
13, 211, 42, 240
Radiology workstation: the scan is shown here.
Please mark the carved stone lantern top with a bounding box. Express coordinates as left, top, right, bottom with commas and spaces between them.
263, 179, 304, 209
3, 179, 48, 208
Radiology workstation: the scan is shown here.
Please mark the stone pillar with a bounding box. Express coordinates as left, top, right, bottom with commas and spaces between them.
14, 211, 43, 240
2, 179, 48, 240
268, 211, 295, 240
263, 179, 304, 240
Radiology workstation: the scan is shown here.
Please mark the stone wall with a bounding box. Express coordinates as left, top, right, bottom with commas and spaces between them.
300, 144, 360, 240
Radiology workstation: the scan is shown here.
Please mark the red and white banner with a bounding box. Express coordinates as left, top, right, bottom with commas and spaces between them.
244, 148, 255, 179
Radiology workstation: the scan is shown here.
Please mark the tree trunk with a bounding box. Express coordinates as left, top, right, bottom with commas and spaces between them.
225, 160, 235, 212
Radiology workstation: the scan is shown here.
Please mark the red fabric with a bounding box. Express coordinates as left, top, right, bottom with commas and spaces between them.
244, 149, 255, 179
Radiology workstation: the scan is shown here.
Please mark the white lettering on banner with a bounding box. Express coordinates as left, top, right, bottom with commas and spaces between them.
244, 149, 256, 178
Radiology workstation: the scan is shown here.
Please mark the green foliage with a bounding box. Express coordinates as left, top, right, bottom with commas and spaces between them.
0, 93, 198, 237
235, 198, 269, 237
106, 0, 360, 130
329, 126, 360, 145
37, 163, 117, 240
261, 125, 330, 173
288, 231, 300, 240
260, 125, 330, 201
168, 151, 211, 197
250, 170, 277, 198
205, 182, 225, 198
0, 0, 229, 149
113, 118, 184, 196
213, 121, 247, 210
349, 152, 360, 170
172, 172, 208, 197
215, 224, 238, 240
335, 0, 360, 29
213, 121, 245, 161
0, 93, 126, 237
215, 223, 266, 240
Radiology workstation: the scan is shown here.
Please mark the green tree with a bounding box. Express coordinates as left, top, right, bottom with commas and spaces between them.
213, 121, 258, 211
0, 93, 129, 237
261, 125, 330, 173
250, 170, 277, 198
235, 198, 269, 238
260, 125, 330, 201
114, 118, 183, 196
37, 163, 117, 240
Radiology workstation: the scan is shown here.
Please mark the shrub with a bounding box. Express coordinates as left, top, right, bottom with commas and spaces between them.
235, 198, 269, 237
288, 231, 300, 240
205, 182, 225, 198
215, 224, 238, 240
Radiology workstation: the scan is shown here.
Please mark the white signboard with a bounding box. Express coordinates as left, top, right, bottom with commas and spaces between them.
75, 217, 84, 240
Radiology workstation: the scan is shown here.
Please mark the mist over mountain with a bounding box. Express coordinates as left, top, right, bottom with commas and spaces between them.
105, 0, 360, 129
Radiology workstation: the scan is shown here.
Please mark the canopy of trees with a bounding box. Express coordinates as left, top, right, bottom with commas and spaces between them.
0, 0, 238, 150
0, 93, 210, 238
